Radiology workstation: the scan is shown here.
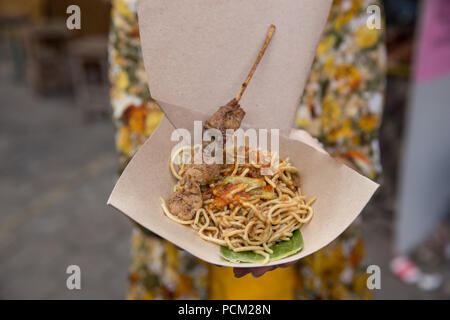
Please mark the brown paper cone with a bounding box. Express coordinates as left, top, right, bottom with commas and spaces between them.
108, 0, 379, 267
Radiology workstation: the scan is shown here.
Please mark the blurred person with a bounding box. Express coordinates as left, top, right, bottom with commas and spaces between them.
109, 0, 386, 299
392, 0, 450, 288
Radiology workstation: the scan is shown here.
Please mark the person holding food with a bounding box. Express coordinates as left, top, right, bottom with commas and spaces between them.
109, 0, 385, 299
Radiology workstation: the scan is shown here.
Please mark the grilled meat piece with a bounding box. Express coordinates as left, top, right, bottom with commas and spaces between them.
183, 163, 222, 185
169, 99, 245, 220
204, 99, 245, 135
168, 179, 203, 221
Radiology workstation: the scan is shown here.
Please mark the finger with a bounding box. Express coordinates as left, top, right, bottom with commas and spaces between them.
251, 266, 276, 278
289, 129, 328, 155
233, 268, 251, 278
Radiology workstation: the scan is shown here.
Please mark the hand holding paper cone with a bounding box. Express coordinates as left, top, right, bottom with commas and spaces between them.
159, 24, 323, 266
108, 0, 379, 268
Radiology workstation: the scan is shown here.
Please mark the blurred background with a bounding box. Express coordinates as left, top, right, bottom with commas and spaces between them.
0, 0, 449, 299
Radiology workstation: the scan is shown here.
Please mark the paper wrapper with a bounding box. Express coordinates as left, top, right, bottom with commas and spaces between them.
108, 0, 379, 267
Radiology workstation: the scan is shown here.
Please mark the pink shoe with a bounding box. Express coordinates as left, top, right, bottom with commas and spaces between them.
390, 255, 421, 284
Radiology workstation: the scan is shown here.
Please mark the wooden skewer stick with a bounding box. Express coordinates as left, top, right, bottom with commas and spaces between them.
235, 24, 276, 102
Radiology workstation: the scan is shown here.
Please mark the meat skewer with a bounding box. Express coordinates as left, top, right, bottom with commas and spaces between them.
169, 25, 276, 221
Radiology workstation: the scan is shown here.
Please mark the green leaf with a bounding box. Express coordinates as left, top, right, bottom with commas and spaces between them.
220, 229, 303, 263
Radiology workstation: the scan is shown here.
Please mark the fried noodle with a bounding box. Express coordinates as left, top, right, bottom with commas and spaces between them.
161, 146, 316, 264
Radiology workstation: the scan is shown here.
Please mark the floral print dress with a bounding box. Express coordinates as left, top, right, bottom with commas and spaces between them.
109, 0, 385, 300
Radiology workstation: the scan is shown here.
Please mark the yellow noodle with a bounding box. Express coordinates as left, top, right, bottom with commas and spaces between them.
161, 147, 317, 264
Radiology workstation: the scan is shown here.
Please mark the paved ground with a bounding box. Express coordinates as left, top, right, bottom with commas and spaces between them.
0, 66, 132, 299
363, 211, 450, 299
0, 64, 448, 299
